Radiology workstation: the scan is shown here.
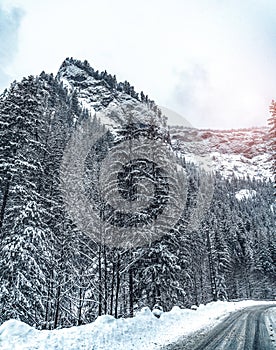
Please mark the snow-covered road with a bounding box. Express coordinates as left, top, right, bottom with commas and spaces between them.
163, 305, 276, 350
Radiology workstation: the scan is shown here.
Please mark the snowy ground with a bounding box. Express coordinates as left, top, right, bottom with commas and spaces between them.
0, 300, 275, 350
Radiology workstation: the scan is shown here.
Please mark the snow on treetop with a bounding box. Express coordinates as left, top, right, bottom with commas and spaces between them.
235, 189, 257, 201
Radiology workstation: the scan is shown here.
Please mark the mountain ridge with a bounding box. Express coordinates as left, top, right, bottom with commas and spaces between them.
55, 57, 272, 180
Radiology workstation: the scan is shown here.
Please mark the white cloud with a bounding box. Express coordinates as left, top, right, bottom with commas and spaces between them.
0, 4, 24, 89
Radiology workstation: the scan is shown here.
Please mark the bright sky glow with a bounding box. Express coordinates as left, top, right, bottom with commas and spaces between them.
1, 0, 276, 129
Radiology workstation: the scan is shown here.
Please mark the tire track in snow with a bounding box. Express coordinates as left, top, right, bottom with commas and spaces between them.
163, 305, 276, 350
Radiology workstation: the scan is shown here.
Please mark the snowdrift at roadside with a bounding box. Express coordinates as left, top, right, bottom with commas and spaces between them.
0, 300, 275, 350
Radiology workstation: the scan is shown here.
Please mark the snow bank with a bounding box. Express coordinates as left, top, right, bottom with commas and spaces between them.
0, 300, 275, 350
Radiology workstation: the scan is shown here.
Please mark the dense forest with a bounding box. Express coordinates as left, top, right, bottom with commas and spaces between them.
0, 68, 275, 330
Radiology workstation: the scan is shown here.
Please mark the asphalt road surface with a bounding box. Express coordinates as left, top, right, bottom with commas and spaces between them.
163, 305, 276, 350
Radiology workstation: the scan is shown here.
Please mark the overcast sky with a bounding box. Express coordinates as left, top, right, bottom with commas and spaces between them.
1, 0, 276, 129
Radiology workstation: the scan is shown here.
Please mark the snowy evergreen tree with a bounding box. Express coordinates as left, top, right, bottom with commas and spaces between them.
269, 100, 276, 197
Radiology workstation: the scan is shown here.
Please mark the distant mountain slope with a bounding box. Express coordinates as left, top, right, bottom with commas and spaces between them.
169, 126, 272, 180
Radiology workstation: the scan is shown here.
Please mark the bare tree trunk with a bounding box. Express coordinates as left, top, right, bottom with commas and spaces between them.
109, 258, 116, 315
104, 245, 108, 314
44, 269, 54, 329
0, 174, 11, 236
129, 267, 134, 317
77, 284, 83, 326
199, 260, 205, 304
193, 271, 199, 306
98, 244, 102, 316
206, 227, 217, 301
115, 252, 121, 319
53, 284, 61, 329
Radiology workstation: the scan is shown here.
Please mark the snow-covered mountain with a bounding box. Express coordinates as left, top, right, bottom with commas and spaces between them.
169, 126, 272, 180
57, 58, 272, 181
57, 58, 167, 130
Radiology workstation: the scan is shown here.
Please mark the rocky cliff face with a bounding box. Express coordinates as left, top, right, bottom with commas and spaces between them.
56, 58, 167, 131
56, 58, 272, 181
169, 126, 272, 180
